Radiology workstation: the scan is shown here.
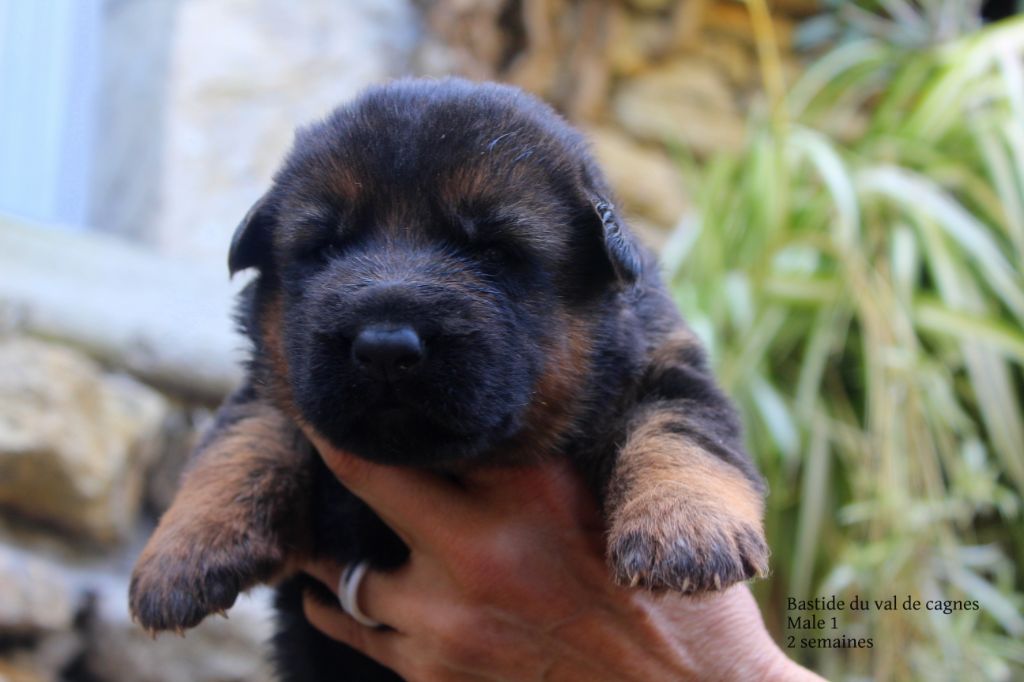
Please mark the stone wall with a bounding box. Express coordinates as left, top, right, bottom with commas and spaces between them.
0, 335, 274, 682
416, 0, 819, 245
154, 0, 418, 267
136, 0, 818, 264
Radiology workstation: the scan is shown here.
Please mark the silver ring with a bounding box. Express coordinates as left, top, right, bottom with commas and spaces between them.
338, 561, 381, 628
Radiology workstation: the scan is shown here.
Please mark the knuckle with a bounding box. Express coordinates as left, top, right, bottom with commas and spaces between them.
432, 609, 488, 664
455, 531, 526, 590
325, 450, 368, 483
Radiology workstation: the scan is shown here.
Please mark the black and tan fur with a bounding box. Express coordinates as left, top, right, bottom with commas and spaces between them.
130, 78, 768, 681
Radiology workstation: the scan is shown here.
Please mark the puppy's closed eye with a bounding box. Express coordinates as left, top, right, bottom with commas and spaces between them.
293, 236, 345, 267
475, 240, 526, 268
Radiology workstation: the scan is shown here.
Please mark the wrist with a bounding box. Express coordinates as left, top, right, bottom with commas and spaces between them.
666, 588, 822, 682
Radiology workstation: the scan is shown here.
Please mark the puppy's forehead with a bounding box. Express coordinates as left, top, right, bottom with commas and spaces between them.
275, 80, 590, 250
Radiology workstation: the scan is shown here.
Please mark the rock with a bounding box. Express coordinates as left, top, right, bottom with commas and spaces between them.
0, 631, 81, 682
701, 3, 795, 50
670, 0, 709, 48
613, 60, 746, 155
690, 33, 755, 87
768, 0, 820, 18
586, 127, 688, 228
0, 660, 47, 682
414, 0, 509, 81
0, 217, 246, 399
0, 337, 169, 544
156, 0, 418, 267
80, 577, 277, 682
144, 406, 210, 516
608, 7, 676, 77
0, 543, 75, 633
0, 524, 275, 682
0, 543, 83, 681
624, 0, 675, 13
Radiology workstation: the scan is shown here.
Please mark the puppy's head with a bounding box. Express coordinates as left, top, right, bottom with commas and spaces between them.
233, 78, 644, 466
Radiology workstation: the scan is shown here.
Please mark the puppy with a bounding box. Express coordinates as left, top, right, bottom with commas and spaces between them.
130, 78, 768, 681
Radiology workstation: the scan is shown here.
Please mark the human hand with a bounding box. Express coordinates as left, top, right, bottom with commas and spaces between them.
299, 431, 821, 681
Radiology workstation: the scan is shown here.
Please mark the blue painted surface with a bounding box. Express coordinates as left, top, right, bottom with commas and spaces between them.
0, 0, 101, 228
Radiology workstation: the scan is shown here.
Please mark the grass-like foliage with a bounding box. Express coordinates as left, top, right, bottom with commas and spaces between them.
666, 13, 1024, 681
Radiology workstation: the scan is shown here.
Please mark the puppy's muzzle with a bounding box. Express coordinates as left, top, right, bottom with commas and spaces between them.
351, 325, 425, 381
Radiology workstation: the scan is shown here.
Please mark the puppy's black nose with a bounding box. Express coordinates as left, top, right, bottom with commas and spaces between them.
352, 326, 424, 380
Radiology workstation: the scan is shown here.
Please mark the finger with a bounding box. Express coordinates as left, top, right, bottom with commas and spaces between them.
303, 559, 343, 596
306, 592, 510, 682
303, 592, 412, 677
303, 559, 413, 630
300, 425, 475, 546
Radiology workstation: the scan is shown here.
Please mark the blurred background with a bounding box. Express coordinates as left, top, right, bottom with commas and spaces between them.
0, 1, 1022, 680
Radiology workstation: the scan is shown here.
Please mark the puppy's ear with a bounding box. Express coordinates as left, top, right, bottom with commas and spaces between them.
228, 193, 275, 277
580, 164, 642, 285
590, 198, 642, 285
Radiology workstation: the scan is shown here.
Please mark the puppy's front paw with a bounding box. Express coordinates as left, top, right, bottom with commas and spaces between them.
607, 488, 768, 594
129, 525, 283, 633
